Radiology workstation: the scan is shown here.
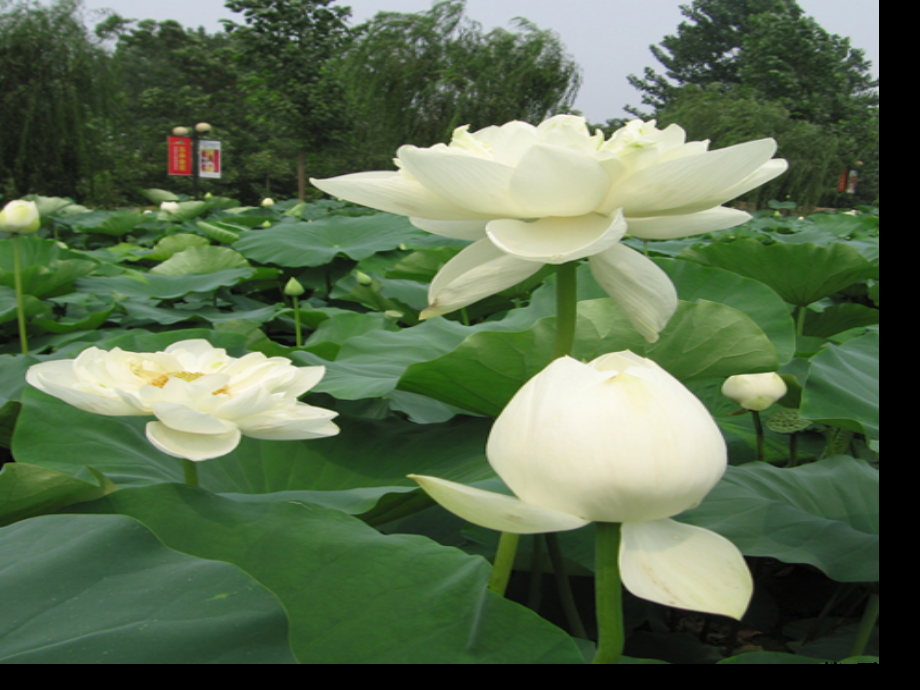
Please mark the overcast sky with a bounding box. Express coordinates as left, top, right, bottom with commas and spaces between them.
74, 0, 879, 124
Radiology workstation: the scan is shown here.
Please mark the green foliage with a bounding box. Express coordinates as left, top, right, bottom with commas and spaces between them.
628, 0, 804, 112
629, 0, 878, 207
0, 0, 115, 200
335, 0, 582, 168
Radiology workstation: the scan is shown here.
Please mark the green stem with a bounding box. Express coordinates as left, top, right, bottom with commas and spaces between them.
492, 261, 581, 597
182, 459, 200, 488
593, 522, 625, 665
487, 532, 521, 597
292, 295, 303, 348
552, 261, 579, 360
849, 593, 879, 658
752, 410, 766, 462
527, 535, 545, 611
788, 433, 800, 468
546, 533, 589, 639
12, 234, 28, 355
795, 305, 808, 337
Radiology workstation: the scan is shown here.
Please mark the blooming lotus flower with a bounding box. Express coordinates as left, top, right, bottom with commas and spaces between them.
410, 352, 752, 619
0, 200, 41, 235
722, 373, 788, 411
312, 116, 787, 341
26, 339, 339, 461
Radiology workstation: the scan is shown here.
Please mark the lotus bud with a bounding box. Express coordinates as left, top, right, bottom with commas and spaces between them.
261, 198, 275, 208
284, 277, 306, 297
722, 373, 788, 411
0, 200, 41, 235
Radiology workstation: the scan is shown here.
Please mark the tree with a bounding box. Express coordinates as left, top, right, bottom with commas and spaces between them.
627, 0, 804, 115
627, 0, 878, 206
335, 0, 581, 168
0, 0, 115, 200
222, 0, 352, 200
107, 19, 256, 202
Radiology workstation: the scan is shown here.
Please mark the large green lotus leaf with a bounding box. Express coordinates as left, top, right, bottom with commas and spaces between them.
0, 354, 42, 406
677, 456, 878, 582
655, 258, 796, 363
679, 238, 879, 306
32, 300, 114, 334
159, 200, 210, 222
0, 513, 296, 664
800, 332, 879, 443
144, 233, 210, 261
234, 213, 426, 267
141, 188, 180, 204
399, 297, 778, 418
0, 463, 117, 527
14, 386, 493, 499
73, 485, 583, 664
0, 237, 99, 298
66, 210, 146, 237
289, 301, 558, 402
150, 245, 250, 276
0, 285, 48, 325
804, 303, 880, 339
76, 268, 255, 300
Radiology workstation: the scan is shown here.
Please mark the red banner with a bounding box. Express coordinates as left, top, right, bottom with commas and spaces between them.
168, 136, 192, 176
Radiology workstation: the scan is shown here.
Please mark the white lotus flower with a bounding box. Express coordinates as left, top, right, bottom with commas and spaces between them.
312, 116, 787, 341
0, 200, 41, 235
26, 339, 339, 461
410, 352, 753, 619
722, 372, 788, 411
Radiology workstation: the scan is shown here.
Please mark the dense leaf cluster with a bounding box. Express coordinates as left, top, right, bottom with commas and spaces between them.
0, 194, 879, 663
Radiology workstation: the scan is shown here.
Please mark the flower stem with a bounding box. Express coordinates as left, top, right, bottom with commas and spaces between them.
552, 261, 579, 360
292, 295, 303, 348
752, 410, 766, 462
491, 262, 580, 597
487, 531, 521, 597
546, 533, 589, 639
183, 459, 200, 488
12, 234, 28, 355
849, 593, 879, 658
593, 522, 625, 665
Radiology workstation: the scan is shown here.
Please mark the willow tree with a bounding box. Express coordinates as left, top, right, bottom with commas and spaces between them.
336, 0, 582, 169
0, 0, 115, 200
222, 0, 352, 201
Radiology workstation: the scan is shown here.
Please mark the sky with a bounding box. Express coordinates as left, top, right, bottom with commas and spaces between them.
72, 0, 879, 124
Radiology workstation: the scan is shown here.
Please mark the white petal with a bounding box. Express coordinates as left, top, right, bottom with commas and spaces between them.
486, 211, 627, 265
409, 475, 590, 534
589, 245, 679, 342
236, 405, 340, 440
145, 421, 242, 461
26, 360, 150, 417
151, 402, 237, 435
410, 218, 488, 241
702, 159, 789, 208
627, 207, 751, 240
311, 171, 490, 221
604, 139, 779, 217
486, 356, 726, 524
508, 144, 612, 217
620, 519, 753, 620
421, 239, 544, 319
397, 146, 527, 218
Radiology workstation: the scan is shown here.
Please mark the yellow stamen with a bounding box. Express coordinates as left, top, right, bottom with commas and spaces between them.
149, 371, 206, 388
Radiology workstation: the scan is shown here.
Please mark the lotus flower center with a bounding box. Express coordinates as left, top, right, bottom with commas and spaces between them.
149, 371, 205, 387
